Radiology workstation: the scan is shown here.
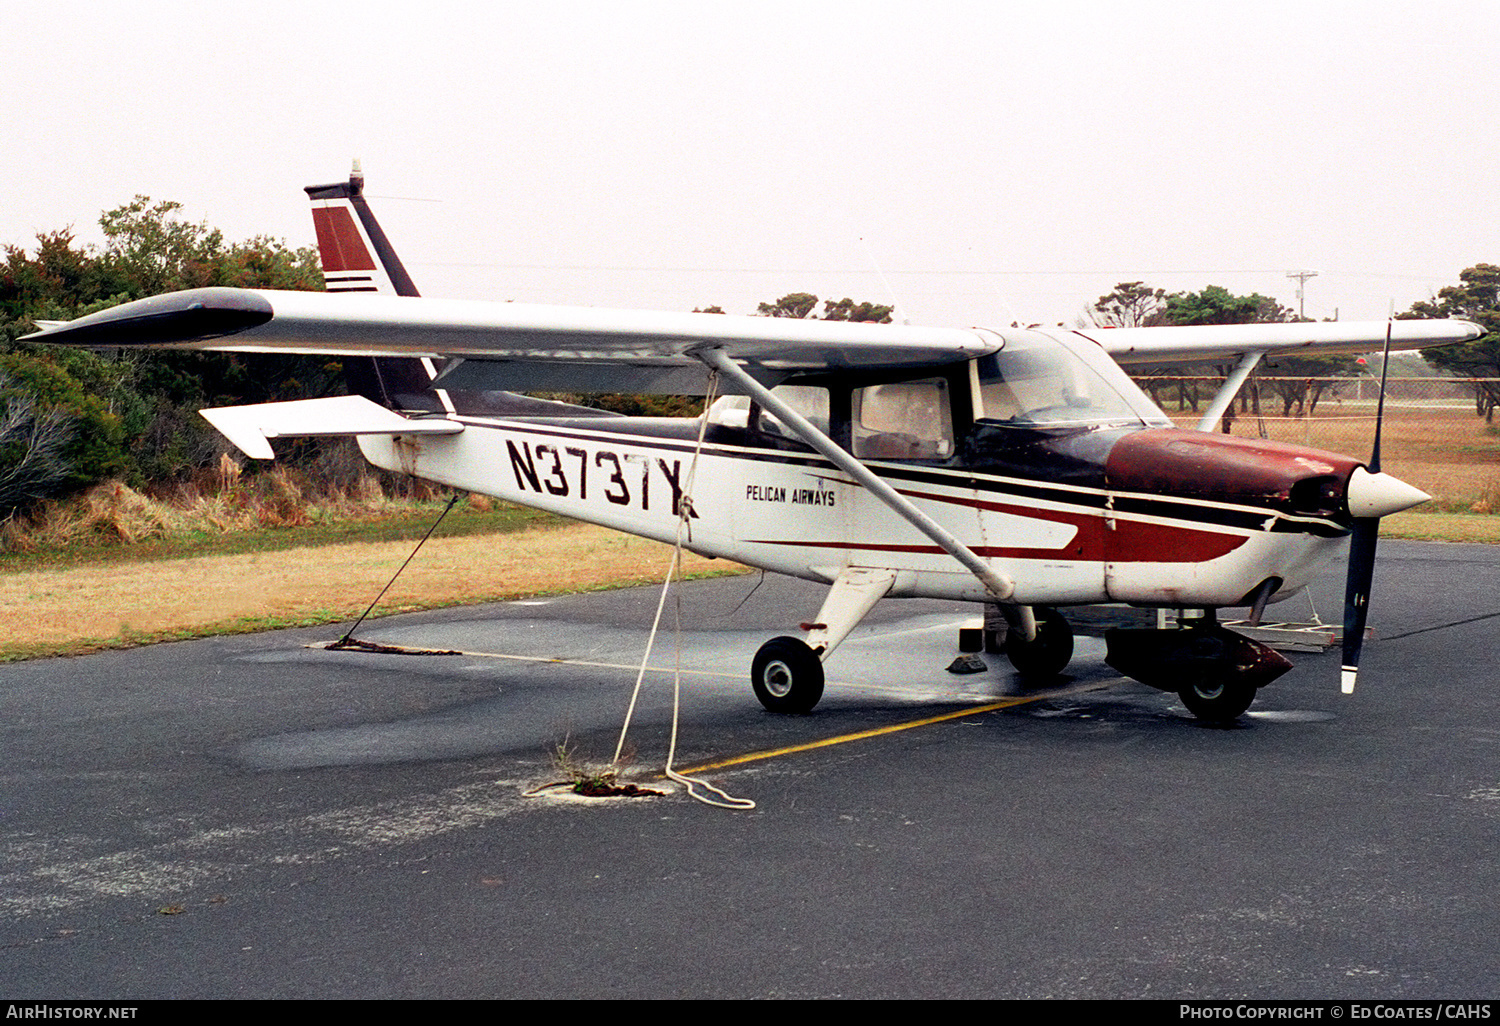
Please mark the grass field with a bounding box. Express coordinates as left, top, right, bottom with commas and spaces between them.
0, 518, 747, 661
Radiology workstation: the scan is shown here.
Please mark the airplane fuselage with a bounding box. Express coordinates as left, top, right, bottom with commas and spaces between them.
357, 399, 1354, 612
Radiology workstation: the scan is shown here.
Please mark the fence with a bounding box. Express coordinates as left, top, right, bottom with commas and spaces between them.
1128, 376, 1500, 511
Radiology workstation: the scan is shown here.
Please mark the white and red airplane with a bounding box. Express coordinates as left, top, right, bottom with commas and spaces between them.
28, 168, 1480, 721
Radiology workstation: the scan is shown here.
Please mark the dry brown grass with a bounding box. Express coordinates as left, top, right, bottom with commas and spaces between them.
0, 522, 744, 660
0, 469, 427, 554
1170, 407, 1500, 511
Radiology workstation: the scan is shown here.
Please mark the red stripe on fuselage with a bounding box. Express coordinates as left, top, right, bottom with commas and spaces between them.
891, 484, 1248, 563
740, 530, 1246, 562
744, 496, 1245, 561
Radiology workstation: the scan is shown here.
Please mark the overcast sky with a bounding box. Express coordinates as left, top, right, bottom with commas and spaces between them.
4, 0, 1494, 328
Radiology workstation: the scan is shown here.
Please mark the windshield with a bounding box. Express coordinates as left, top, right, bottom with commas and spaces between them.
975, 332, 1168, 428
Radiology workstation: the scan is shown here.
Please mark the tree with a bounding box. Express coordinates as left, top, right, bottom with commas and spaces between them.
0, 355, 125, 514
0, 370, 74, 517
755, 292, 893, 323
820, 297, 894, 323
0, 230, 128, 341
1161, 285, 1295, 326
1402, 263, 1500, 422
0, 198, 327, 502
756, 292, 820, 319
97, 197, 225, 298
1090, 281, 1166, 327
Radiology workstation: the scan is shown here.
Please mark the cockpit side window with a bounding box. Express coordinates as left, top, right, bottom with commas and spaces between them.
852, 377, 954, 460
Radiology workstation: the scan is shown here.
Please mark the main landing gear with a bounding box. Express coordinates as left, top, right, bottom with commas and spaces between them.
750, 636, 824, 714
747, 567, 1086, 714
748, 588, 1293, 722
748, 568, 895, 715
1001, 605, 1074, 680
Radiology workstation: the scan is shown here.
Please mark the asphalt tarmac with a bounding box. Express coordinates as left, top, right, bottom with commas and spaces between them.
2, 540, 1497, 999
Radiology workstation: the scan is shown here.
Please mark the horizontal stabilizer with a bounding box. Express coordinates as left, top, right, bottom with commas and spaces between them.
200, 395, 462, 460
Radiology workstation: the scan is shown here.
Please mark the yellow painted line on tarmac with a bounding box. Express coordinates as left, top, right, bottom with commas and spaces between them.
675, 680, 1120, 776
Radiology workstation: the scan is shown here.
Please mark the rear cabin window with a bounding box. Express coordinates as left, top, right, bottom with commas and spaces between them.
704, 390, 829, 443
755, 384, 830, 442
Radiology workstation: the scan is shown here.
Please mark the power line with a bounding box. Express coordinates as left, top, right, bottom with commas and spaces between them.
412, 261, 1457, 280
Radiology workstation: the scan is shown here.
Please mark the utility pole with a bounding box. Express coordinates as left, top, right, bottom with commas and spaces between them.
1286, 269, 1319, 320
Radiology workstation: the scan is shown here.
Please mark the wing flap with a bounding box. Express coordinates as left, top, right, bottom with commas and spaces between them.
200, 395, 462, 460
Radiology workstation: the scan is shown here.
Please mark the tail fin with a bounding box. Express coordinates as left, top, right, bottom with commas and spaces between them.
305, 161, 421, 297
306, 162, 445, 413
305, 164, 611, 421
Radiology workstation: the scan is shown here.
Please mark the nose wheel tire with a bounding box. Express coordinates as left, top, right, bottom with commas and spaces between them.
1178, 678, 1256, 722
751, 636, 825, 714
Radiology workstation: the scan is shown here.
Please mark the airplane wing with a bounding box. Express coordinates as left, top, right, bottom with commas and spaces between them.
22, 286, 994, 394
24, 285, 1481, 389
1076, 319, 1483, 365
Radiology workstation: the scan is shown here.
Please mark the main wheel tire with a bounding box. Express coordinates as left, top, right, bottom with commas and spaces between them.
1005, 607, 1074, 679
1178, 677, 1256, 722
751, 636, 825, 714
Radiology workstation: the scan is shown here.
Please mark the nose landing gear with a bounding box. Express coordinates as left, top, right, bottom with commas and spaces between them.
1105, 614, 1292, 722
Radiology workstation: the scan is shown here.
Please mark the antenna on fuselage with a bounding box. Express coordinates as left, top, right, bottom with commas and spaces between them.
859, 237, 909, 325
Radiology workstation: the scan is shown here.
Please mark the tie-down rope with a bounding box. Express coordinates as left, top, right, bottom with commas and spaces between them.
611, 366, 754, 811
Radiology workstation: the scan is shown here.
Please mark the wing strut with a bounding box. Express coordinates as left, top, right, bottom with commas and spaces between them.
1194, 351, 1265, 432
695, 348, 1016, 602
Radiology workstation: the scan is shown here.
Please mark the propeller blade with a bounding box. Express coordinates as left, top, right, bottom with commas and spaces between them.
1341, 516, 1379, 693
1342, 319, 1394, 695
